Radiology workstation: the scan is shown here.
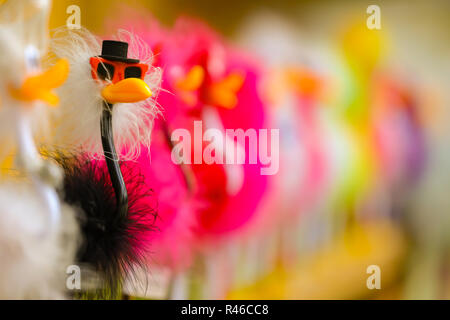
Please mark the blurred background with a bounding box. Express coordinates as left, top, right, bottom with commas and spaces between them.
46, 0, 450, 299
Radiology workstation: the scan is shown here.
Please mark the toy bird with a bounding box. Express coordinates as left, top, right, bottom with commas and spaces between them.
49, 28, 161, 297
0, 0, 70, 229
0, 0, 78, 299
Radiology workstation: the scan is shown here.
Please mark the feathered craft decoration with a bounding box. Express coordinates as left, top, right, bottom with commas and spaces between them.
0, 0, 78, 299
0, 1, 71, 229
50, 27, 161, 160
0, 0, 63, 160
48, 27, 161, 297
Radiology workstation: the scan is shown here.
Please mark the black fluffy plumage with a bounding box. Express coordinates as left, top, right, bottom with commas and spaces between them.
54, 153, 157, 298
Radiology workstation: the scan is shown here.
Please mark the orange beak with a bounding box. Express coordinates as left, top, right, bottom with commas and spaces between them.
9, 58, 70, 107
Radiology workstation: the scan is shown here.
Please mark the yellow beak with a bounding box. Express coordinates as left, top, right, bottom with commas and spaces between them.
9, 58, 70, 107
101, 78, 152, 104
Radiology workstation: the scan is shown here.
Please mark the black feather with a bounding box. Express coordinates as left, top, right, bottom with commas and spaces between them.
54, 153, 157, 298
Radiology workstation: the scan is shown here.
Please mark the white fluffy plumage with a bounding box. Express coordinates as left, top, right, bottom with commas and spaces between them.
49, 27, 162, 160
0, 181, 79, 299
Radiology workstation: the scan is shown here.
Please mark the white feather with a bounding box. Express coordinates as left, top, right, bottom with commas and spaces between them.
49, 27, 162, 160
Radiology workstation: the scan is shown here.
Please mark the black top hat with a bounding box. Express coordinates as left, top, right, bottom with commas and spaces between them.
98, 40, 140, 64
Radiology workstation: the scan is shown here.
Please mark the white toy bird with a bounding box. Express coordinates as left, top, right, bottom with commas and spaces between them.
0, 0, 78, 299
